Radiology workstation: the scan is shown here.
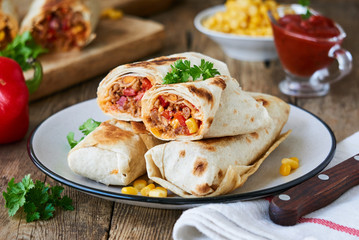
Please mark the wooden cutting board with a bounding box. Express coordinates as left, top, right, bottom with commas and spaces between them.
24, 16, 164, 101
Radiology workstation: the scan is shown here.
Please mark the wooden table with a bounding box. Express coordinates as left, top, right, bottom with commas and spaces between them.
1, 0, 358, 239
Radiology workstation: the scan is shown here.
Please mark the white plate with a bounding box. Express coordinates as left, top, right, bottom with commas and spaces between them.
28, 99, 335, 209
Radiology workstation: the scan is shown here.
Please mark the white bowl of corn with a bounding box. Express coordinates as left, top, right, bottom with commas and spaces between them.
194, 1, 278, 62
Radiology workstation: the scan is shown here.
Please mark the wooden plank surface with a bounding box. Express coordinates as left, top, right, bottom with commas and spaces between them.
25, 16, 164, 100
0, 0, 358, 240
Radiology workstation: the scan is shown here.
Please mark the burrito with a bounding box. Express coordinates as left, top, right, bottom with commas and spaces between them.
145, 93, 291, 197
141, 75, 271, 140
67, 119, 162, 186
97, 52, 231, 122
0, 0, 18, 49
20, 0, 99, 51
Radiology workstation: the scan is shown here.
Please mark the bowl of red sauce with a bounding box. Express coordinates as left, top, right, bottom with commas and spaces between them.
268, 4, 352, 97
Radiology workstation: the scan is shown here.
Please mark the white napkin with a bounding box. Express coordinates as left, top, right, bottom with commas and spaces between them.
173, 132, 359, 240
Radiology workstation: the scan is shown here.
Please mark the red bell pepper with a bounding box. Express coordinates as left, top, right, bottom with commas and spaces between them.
0, 57, 43, 144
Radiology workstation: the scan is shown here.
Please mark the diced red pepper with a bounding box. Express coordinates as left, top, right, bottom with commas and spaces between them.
158, 96, 169, 108
123, 88, 137, 96
141, 78, 152, 91
117, 96, 127, 107
174, 112, 187, 126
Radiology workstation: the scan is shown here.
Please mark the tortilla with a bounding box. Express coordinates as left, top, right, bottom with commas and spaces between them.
141, 75, 272, 140
20, 0, 99, 51
0, 0, 18, 49
145, 93, 291, 197
97, 52, 231, 122
67, 119, 161, 186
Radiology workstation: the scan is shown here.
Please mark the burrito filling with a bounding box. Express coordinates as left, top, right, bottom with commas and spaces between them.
108, 76, 153, 117
32, 7, 88, 51
148, 94, 202, 138
0, 26, 12, 49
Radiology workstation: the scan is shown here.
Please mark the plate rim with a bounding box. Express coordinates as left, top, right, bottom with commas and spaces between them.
27, 100, 336, 206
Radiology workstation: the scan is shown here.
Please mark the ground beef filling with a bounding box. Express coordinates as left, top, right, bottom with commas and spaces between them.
149, 95, 202, 138
32, 7, 88, 51
108, 77, 152, 117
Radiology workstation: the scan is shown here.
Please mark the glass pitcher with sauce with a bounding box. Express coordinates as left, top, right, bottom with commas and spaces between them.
268, 4, 352, 97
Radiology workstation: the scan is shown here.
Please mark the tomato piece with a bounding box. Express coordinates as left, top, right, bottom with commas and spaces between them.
141, 78, 152, 91
158, 96, 169, 108
174, 112, 187, 126
161, 110, 173, 120
117, 96, 127, 107
123, 88, 137, 96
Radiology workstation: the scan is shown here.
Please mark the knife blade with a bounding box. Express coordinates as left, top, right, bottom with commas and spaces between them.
269, 154, 359, 226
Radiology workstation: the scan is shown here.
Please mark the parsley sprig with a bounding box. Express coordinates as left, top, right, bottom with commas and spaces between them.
2, 175, 74, 222
0, 31, 47, 71
67, 118, 102, 148
163, 59, 220, 84
299, 0, 312, 19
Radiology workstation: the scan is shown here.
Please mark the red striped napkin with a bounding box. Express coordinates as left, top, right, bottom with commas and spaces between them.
173, 132, 359, 240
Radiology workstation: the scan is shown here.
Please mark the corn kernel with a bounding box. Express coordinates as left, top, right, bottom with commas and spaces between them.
158, 105, 164, 113
151, 127, 161, 137
140, 184, 155, 196
71, 25, 83, 34
279, 163, 291, 176
170, 118, 180, 129
290, 157, 299, 163
101, 8, 123, 20
133, 179, 147, 191
281, 158, 299, 170
0, 31, 5, 41
185, 118, 199, 134
149, 187, 168, 198
121, 186, 138, 195
122, 76, 136, 84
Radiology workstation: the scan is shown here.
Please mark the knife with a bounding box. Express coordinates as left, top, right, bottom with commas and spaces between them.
269, 154, 359, 226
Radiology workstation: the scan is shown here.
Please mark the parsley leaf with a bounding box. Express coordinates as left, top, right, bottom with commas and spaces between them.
2, 175, 74, 223
163, 59, 221, 84
0, 31, 47, 71
66, 118, 101, 149
299, 0, 312, 19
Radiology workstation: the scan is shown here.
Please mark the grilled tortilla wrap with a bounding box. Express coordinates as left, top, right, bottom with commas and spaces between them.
97, 52, 231, 122
0, 0, 18, 49
67, 119, 161, 186
145, 93, 291, 197
20, 0, 99, 51
141, 75, 271, 140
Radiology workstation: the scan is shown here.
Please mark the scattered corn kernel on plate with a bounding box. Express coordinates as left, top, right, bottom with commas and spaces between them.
194, 3, 278, 61
28, 99, 335, 209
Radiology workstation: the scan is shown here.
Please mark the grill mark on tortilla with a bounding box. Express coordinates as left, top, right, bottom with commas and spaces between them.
250, 117, 255, 122
126, 57, 186, 67
250, 132, 259, 139
256, 98, 270, 107
246, 137, 251, 143
209, 77, 227, 90
233, 109, 238, 114
131, 122, 148, 134
207, 117, 214, 126
179, 150, 186, 158
217, 170, 224, 179
93, 122, 135, 144
187, 85, 214, 107
194, 183, 211, 195
198, 142, 216, 152
193, 157, 208, 177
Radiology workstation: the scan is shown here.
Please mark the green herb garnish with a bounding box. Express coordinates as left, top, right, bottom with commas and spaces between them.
163, 59, 220, 84
2, 174, 74, 223
299, 0, 312, 19
0, 31, 47, 71
67, 118, 102, 148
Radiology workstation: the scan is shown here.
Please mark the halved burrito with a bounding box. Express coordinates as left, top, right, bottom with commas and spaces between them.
145, 93, 291, 197
20, 0, 99, 51
97, 52, 231, 122
0, 0, 18, 49
141, 75, 271, 140
67, 119, 162, 186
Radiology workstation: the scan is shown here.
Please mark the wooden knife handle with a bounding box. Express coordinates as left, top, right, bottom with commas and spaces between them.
269, 154, 359, 226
